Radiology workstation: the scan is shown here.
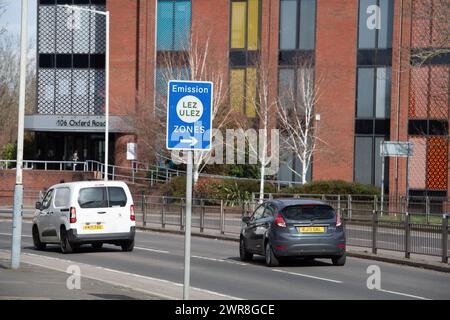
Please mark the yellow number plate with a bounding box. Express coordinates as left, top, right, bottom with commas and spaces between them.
298, 226, 326, 233
83, 225, 104, 231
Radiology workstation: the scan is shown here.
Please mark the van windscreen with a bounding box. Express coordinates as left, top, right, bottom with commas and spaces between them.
283, 205, 335, 221
78, 187, 127, 209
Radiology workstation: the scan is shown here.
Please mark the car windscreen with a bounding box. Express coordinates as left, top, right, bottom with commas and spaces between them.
282, 205, 335, 221
78, 187, 127, 209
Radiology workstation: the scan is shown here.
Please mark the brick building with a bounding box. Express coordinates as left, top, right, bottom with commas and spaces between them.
28, 0, 449, 198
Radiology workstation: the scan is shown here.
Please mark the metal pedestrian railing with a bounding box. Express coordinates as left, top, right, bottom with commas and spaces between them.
0, 188, 448, 263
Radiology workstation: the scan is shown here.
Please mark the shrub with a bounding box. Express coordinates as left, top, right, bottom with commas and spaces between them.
160, 176, 278, 202
280, 180, 380, 196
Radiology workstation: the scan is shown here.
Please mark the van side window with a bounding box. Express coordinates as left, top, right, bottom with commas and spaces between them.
42, 190, 54, 210
54, 188, 70, 208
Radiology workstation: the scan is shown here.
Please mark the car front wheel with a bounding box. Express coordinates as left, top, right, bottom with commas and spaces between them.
239, 238, 253, 261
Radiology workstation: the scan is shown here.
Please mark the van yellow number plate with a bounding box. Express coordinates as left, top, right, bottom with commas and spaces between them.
83, 225, 104, 231
298, 226, 326, 233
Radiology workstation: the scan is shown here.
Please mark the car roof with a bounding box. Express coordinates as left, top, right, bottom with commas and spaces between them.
269, 199, 330, 207
50, 180, 128, 190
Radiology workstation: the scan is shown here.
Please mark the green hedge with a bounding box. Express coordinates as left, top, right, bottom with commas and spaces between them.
160, 178, 380, 205
280, 180, 380, 196
160, 176, 277, 204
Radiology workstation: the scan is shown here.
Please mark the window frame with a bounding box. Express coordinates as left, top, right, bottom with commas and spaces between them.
156, 0, 192, 52
357, 0, 394, 50
229, 0, 262, 52
278, 0, 317, 51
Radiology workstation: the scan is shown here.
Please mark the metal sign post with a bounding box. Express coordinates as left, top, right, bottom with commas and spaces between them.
166, 80, 213, 300
380, 142, 414, 215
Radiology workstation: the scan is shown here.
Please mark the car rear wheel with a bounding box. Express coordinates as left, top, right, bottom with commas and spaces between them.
265, 242, 279, 267
332, 254, 346, 266
121, 240, 134, 252
239, 238, 253, 261
32, 226, 46, 251
60, 228, 74, 254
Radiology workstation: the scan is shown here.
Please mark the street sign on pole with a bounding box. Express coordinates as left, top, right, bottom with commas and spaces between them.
166, 80, 213, 300
166, 81, 213, 151
380, 141, 414, 215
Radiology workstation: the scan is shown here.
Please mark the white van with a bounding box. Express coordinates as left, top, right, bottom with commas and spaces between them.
32, 181, 136, 253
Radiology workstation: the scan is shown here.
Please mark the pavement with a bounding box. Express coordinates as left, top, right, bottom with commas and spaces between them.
0, 257, 161, 300
0, 220, 450, 300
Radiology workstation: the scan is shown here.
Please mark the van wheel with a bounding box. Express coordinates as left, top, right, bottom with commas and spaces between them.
92, 243, 103, 250
239, 238, 253, 261
60, 228, 74, 254
332, 254, 346, 266
265, 242, 279, 267
32, 226, 46, 251
121, 240, 134, 252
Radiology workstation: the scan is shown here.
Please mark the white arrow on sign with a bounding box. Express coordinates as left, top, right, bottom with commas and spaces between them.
180, 137, 198, 146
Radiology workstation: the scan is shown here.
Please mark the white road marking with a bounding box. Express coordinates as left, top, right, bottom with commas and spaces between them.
192, 255, 248, 266
135, 246, 170, 254
0, 233, 32, 238
272, 269, 343, 284
377, 288, 431, 300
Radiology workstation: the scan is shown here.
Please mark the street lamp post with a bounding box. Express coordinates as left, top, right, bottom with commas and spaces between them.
61, 5, 110, 181
10, 0, 29, 270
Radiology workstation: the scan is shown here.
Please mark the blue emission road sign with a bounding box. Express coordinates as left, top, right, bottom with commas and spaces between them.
166, 80, 213, 151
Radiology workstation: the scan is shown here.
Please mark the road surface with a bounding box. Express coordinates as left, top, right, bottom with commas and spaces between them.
0, 221, 449, 300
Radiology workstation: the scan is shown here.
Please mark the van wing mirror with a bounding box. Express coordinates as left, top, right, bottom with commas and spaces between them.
35, 202, 42, 210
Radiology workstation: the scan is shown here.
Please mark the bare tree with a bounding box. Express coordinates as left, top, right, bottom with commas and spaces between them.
232, 58, 279, 202
0, 33, 36, 152
128, 35, 230, 185
277, 58, 323, 185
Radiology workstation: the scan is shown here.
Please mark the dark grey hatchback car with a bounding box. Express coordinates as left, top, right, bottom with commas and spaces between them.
240, 199, 346, 267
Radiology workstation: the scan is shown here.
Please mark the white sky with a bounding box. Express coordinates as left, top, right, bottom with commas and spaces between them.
1, 0, 37, 45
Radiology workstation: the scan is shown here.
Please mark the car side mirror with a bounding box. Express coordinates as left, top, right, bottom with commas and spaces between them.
35, 202, 42, 210
242, 216, 251, 224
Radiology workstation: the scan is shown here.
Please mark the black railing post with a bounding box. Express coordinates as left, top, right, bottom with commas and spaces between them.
141, 191, 146, 227
442, 214, 448, 264
405, 213, 411, 259
372, 209, 378, 254
180, 198, 185, 231
200, 199, 205, 233
161, 196, 166, 229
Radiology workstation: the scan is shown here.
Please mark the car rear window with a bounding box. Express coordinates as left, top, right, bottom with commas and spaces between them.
78, 187, 127, 209
283, 205, 335, 221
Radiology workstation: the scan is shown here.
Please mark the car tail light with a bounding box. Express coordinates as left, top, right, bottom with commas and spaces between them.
336, 210, 342, 227
274, 213, 286, 228
70, 207, 77, 224
130, 205, 135, 221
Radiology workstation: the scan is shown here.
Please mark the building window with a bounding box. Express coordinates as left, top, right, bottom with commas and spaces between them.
230, 68, 257, 118
354, 136, 385, 187
358, 0, 394, 49
157, 0, 191, 51
279, 0, 316, 51
230, 0, 260, 51
356, 67, 391, 119
409, 136, 448, 191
